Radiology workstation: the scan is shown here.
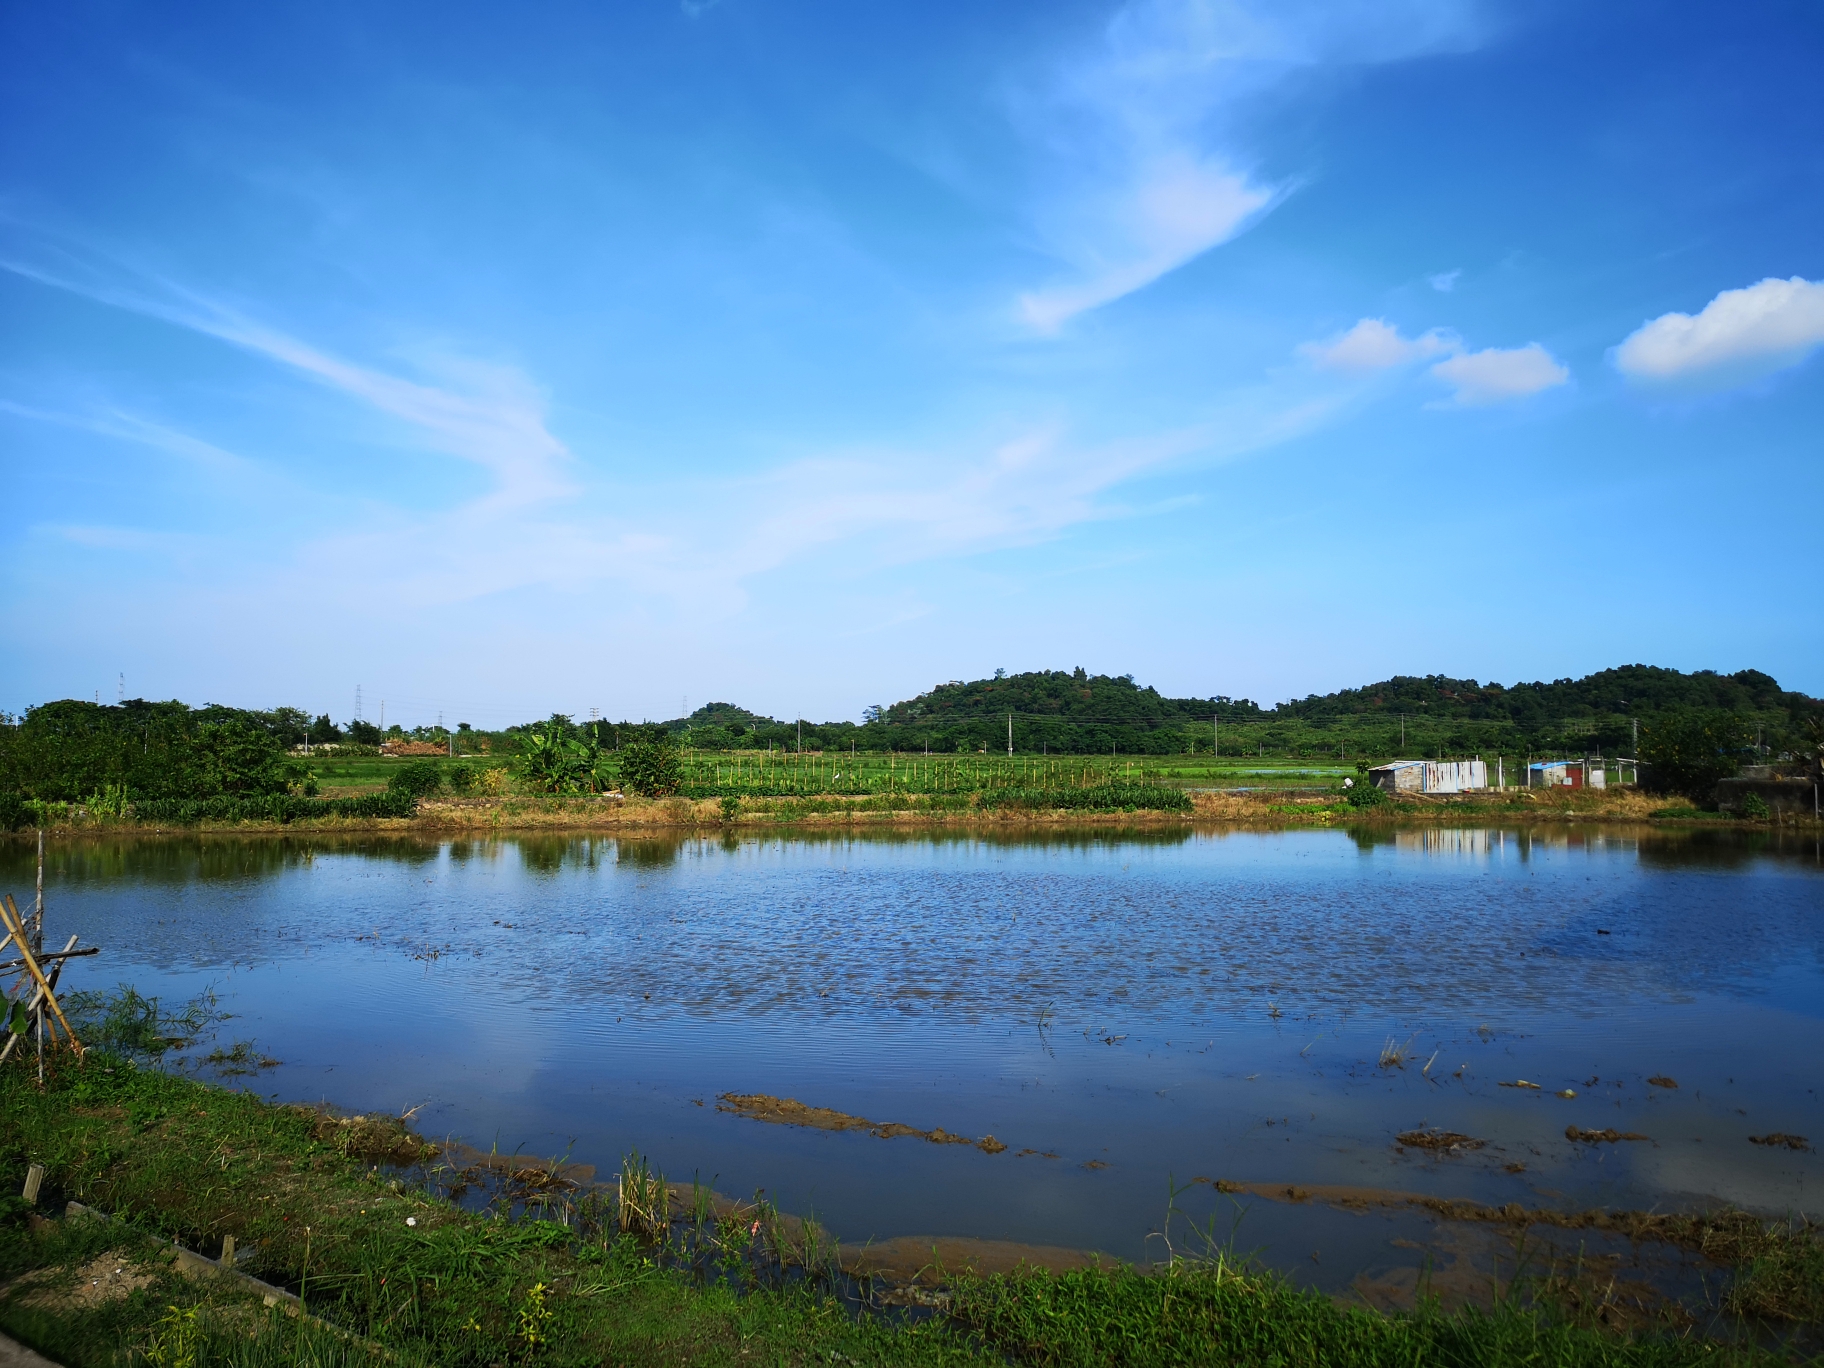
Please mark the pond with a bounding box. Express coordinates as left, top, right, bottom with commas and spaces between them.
7, 824, 1822, 1299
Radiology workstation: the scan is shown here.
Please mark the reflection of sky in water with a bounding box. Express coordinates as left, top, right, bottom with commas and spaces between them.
8, 828, 1822, 1276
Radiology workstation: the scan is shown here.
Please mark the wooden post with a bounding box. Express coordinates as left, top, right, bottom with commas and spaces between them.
34, 828, 44, 953
22, 1164, 44, 1204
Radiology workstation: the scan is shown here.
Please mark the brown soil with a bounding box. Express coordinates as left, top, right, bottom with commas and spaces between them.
1647, 1075, 1679, 1088
839, 1235, 1108, 1286
716, 1093, 1007, 1155
1748, 1133, 1811, 1151
2, 1251, 154, 1310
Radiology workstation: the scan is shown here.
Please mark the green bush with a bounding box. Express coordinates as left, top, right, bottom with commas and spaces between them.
0, 792, 27, 830
1740, 791, 1771, 820
446, 764, 478, 794
1345, 779, 1388, 808
618, 729, 682, 797
130, 791, 418, 824
387, 760, 445, 797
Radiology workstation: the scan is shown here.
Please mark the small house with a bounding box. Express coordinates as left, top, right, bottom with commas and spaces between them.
1528, 760, 1605, 790
1369, 759, 1488, 794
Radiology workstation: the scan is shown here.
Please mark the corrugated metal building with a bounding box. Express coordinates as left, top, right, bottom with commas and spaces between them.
1369, 759, 1488, 793
1528, 760, 1605, 790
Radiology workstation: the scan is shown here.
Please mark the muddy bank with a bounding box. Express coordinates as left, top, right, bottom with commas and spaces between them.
717, 1093, 1007, 1154
1204, 1178, 1817, 1259
8, 780, 1799, 838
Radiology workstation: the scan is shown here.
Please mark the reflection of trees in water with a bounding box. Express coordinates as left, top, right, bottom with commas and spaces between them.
0, 834, 443, 887
615, 838, 682, 870
1635, 827, 1818, 871
516, 826, 1209, 875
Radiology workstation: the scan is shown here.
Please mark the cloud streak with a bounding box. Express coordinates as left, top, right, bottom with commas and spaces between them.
1012, 0, 1490, 330
5, 241, 1360, 628
0, 250, 575, 510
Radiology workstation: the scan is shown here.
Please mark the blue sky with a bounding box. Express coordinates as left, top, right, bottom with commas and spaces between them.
2, 0, 1821, 727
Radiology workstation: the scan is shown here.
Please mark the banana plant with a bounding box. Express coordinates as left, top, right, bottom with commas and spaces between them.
514, 725, 606, 794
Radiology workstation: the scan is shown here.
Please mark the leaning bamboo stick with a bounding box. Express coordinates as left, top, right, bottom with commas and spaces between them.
0, 898, 80, 1056
0, 946, 98, 974
0, 936, 79, 1065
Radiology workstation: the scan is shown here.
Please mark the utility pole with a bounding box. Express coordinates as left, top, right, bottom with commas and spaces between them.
1213, 714, 1218, 759
1007, 712, 1013, 757
356, 685, 363, 720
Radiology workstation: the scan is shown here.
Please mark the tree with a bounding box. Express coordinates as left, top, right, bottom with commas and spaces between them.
617, 726, 681, 797
1639, 710, 1752, 799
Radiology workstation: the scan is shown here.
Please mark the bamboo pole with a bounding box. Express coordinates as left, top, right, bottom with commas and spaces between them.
0, 898, 81, 1056
0, 936, 79, 1065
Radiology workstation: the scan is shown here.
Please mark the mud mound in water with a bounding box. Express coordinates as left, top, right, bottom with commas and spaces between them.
1395, 1129, 1486, 1153
1748, 1132, 1810, 1151
717, 1093, 1007, 1153
1566, 1125, 1650, 1144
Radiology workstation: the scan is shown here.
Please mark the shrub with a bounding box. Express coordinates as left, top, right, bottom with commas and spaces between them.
618, 729, 682, 797
446, 764, 477, 794
1740, 791, 1771, 820
130, 791, 419, 823
387, 760, 445, 797
1346, 779, 1388, 808
0, 792, 27, 830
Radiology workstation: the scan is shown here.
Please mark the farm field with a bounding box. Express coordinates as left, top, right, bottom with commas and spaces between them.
306, 749, 1359, 798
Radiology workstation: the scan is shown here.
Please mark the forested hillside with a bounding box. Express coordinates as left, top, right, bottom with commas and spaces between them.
4, 664, 1816, 808
659, 664, 1819, 759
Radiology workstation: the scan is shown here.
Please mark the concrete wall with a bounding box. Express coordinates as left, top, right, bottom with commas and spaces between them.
1714, 777, 1820, 816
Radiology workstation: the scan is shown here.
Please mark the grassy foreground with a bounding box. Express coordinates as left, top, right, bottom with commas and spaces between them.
1, 1059, 1812, 1366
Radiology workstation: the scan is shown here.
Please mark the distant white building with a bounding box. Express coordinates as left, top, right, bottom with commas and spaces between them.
1369, 759, 1489, 794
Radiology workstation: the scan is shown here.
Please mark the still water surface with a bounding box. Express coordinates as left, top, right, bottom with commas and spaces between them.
9, 825, 1822, 1290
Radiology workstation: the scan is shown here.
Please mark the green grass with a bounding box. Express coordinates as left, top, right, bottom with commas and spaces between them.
3, 1046, 1815, 1367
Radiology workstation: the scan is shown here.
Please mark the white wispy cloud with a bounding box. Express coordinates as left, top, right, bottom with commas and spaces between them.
6, 241, 1360, 624
1612, 276, 1824, 387
0, 399, 266, 480
1428, 269, 1461, 293
0, 253, 575, 510
1013, 0, 1490, 331
1429, 343, 1569, 406
1299, 318, 1456, 371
